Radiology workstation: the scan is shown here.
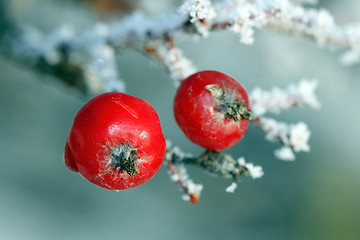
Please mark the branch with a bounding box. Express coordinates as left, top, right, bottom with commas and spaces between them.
1, 0, 359, 96
166, 161, 202, 204
253, 117, 311, 161
249, 79, 320, 117
0, 24, 125, 95
249, 79, 319, 160
144, 37, 197, 87
164, 142, 263, 204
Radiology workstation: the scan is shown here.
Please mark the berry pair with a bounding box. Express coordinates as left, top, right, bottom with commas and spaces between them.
65, 71, 250, 190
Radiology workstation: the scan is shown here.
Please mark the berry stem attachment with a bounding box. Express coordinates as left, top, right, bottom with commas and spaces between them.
166, 150, 249, 180
205, 84, 252, 121
183, 150, 249, 179
165, 149, 250, 204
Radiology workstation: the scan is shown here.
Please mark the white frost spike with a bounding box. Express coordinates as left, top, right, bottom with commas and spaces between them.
226, 182, 238, 193
340, 49, 360, 66
179, 0, 215, 37
223, 2, 266, 45
274, 146, 295, 161
247, 163, 264, 179
290, 122, 311, 152
291, 79, 321, 109
182, 194, 191, 201
250, 79, 320, 117
159, 47, 196, 86
186, 179, 204, 195
256, 117, 312, 160
180, 0, 215, 23
86, 43, 125, 93
166, 144, 202, 201
260, 118, 290, 145
172, 146, 193, 160
240, 27, 255, 45
237, 157, 264, 179
170, 172, 180, 182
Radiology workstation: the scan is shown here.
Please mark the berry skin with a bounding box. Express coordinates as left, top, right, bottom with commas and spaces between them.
173, 70, 251, 151
65, 92, 166, 190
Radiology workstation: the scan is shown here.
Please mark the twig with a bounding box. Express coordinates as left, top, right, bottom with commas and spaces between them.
164, 146, 263, 203
0, 0, 359, 96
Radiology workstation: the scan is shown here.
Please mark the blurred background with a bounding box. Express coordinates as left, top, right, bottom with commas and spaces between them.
0, 0, 360, 239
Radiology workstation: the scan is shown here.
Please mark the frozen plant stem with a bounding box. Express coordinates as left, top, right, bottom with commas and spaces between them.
168, 150, 249, 179
249, 79, 319, 161
166, 161, 200, 204
165, 147, 264, 203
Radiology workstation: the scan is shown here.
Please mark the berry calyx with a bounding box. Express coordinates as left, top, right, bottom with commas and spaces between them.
205, 84, 252, 121
110, 143, 140, 177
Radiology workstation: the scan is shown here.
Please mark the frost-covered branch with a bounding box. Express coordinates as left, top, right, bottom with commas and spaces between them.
144, 37, 196, 87
253, 117, 311, 161
0, 24, 125, 95
165, 142, 263, 203
193, 0, 360, 60
250, 79, 320, 117
166, 161, 202, 204
249, 79, 319, 160
264, 6, 360, 66
0, 0, 359, 96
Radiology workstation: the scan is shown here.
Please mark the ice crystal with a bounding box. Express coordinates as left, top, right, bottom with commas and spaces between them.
238, 157, 264, 179
225, 182, 238, 193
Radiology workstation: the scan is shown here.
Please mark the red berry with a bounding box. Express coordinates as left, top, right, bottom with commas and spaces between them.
173, 70, 251, 151
65, 92, 166, 190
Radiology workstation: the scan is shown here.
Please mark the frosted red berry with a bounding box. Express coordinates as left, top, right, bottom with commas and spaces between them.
65, 92, 166, 190
173, 70, 251, 151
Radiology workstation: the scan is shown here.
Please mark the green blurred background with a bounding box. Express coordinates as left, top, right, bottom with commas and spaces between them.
0, 0, 360, 239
